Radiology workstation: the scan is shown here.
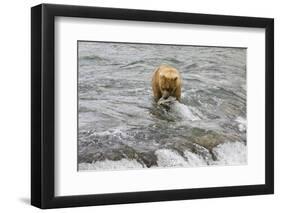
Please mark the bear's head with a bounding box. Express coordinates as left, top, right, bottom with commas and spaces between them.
159, 68, 179, 99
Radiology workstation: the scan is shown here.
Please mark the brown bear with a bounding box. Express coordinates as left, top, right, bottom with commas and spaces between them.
151, 64, 182, 102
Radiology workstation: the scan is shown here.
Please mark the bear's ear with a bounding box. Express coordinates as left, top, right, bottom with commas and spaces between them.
174, 76, 178, 81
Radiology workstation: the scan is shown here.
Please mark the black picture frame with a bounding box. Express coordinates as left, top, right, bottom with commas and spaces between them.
31, 3, 274, 209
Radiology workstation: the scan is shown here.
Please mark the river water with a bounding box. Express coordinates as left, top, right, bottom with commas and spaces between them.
78, 41, 247, 171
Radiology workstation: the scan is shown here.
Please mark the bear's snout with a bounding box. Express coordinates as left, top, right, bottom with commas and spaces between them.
162, 90, 170, 99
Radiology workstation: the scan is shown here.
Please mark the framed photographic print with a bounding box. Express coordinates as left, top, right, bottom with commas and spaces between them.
31, 3, 274, 209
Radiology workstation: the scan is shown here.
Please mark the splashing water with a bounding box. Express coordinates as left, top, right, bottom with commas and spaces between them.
79, 142, 247, 171
78, 41, 247, 171
171, 101, 201, 121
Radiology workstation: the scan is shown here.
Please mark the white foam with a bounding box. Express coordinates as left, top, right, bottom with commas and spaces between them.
183, 150, 208, 167
91, 129, 127, 137
79, 142, 247, 171
235, 116, 247, 132
155, 149, 190, 167
79, 159, 144, 171
172, 102, 200, 121
212, 142, 247, 165
156, 142, 247, 168
155, 149, 207, 168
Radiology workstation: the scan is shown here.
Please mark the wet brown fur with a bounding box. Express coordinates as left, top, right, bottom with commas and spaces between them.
151, 65, 181, 102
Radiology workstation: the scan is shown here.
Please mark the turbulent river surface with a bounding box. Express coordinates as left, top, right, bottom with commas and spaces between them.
78, 41, 247, 171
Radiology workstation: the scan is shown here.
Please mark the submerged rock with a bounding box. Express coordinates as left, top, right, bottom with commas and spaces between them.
137, 151, 158, 167
190, 127, 226, 150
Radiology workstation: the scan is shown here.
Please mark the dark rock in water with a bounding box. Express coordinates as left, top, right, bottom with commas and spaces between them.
137, 151, 158, 167
78, 150, 105, 163
193, 133, 224, 150
163, 137, 213, 162
189, 127, 226, 150
78, 143, 139, 163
